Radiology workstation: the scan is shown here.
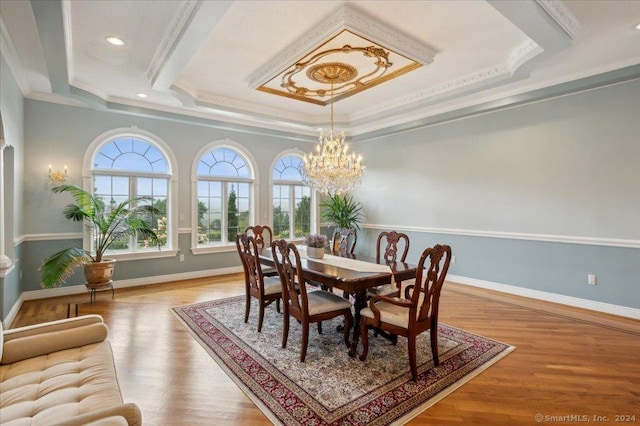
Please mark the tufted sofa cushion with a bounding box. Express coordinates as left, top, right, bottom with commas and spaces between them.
0, 316, 141, 426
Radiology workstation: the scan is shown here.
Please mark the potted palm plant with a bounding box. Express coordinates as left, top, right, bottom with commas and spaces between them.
40, 184, 160, 289
320, 193, 363, 251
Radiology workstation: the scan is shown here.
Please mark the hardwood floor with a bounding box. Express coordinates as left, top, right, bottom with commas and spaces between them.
11, 277, 640, 425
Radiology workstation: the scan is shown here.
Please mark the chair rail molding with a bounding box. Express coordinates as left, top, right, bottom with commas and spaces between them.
362, 223, 640, 249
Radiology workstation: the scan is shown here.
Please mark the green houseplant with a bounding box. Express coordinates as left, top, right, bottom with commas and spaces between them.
40, 184, 160, 288
320, 193, 364, 231
320, 193, 363, 252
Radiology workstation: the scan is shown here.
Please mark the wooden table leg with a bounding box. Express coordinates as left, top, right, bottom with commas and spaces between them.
348, 290, 367, 357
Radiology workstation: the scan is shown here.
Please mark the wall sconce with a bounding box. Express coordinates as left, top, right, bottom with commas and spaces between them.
48, 164, 68, 184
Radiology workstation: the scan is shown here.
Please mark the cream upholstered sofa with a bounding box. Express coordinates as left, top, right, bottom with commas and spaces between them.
0, 315, 141, 425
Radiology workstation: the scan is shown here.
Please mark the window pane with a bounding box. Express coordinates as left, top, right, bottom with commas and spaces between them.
198, 147, 250, 178
272, 184, 290, 239
294, 185, 311, 237
94, 138, 167, 173
197, 181, 222, 245
273, 154, 303, 181
136, 177, 169, 249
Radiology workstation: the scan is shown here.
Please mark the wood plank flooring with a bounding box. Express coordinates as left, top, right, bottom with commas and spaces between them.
10, 276, 640, 425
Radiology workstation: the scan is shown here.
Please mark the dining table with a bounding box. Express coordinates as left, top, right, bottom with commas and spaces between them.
258, 246, 419, 357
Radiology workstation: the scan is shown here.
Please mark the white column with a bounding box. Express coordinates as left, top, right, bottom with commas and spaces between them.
0, 140, 10, 268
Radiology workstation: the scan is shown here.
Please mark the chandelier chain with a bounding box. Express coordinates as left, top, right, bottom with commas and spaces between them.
302, 75, 365, 195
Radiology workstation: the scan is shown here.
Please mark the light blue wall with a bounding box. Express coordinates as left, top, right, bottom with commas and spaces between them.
20, 99, 312, 292
1, 53, 25, 321
353, 80, 640, 309
4, 58, 639, 318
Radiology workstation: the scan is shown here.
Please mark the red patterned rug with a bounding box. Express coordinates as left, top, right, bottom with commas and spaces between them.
172, 296, 514, 425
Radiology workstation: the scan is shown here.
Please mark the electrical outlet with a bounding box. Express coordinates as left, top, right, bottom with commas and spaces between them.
179, 254, 185, 263
588, 274, 597, 285
451, 256, 457, 264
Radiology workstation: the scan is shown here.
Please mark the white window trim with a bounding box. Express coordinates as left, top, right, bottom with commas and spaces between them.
190, 139, 258, 254
82, 127, 179, 261
269, 149, 318, 239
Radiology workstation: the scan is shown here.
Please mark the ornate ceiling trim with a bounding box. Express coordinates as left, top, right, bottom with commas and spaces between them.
351, 40, 541, 121
247, 4, 435, 91
145, 0, 199, 83
536, 0, 580, 40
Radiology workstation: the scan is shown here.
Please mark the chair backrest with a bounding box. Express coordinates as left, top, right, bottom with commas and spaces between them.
408, 244, 452, 326
271, 239, 308, 316
376, 231, 410, 264
235, 233, 267, 294
245, 225, 273, 251
332, 228, 357, 254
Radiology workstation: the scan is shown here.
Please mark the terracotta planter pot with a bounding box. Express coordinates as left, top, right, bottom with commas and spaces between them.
306, 247, 325, 259
84, 259, 116, 288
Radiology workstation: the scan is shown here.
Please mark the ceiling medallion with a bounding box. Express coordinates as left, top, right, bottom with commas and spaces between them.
279, 45, 391, 100
256, 25, 424, 106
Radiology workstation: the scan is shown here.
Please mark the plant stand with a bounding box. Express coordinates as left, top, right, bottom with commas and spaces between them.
66, 281, 115, 318
86, 280, 115, 303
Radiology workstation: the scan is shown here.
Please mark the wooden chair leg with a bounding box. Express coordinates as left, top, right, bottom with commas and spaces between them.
244, 294, 251, 323
408, 334, 418, 381
359, 319, 369, 361
257, 303, 265, 332
276, 298, 281, 313
343, 311, 352, 347
282, 312, 289, 348
430, 326, 439, 366
317, 321, 323, 334
301, 321, 309, 362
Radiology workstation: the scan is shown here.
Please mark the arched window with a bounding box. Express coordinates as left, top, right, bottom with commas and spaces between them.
86, 130, 177, 257
194, 143, 255, 248
272, 153, 313, 239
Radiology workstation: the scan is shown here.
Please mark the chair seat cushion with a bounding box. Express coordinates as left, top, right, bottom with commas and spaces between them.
261, 266, 279, 277
367, 284, 398, 297
307, 291, 352, 316
361, 299, 412, 329
263, 276, 282, 295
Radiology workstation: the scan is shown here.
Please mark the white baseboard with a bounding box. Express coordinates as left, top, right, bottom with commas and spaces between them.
3, 293, 24, 328
20, 266, 244, 301
447, 274, 640, 320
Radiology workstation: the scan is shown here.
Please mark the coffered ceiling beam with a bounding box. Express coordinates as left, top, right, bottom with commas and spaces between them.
148, 1, 232, 92
30, 0, 106, 109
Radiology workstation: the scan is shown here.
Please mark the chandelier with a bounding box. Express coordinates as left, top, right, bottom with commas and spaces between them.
302, 63, 365, 195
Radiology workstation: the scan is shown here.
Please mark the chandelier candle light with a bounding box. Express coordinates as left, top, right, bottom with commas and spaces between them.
302, 63, 365, 195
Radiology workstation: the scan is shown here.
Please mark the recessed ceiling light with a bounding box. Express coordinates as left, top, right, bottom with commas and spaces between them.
105, 36, 125, 46
136, 93, 148, 98
635, 23, 640, 30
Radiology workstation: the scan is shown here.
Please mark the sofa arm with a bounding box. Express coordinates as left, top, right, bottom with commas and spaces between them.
1, 315, 108, 364
51, 403, 142, 426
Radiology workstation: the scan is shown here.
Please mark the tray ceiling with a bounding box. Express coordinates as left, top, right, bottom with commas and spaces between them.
1, 0, 639, 140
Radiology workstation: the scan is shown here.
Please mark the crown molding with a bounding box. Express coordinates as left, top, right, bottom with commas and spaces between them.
247, 4, 435, 89
351, 39, 541, 122
146, 0, 199, 84
536, 0, 580, 40
61, 0, 74, 82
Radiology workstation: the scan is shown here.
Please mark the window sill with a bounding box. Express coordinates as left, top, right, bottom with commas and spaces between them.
104, 249, 179, 262
190, 245, 237, 255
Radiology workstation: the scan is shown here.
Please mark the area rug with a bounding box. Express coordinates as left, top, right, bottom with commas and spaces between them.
172, 296, 514, 425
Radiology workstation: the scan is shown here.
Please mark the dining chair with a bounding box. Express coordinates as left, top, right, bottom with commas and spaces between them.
236, 233, 282, 332
271, 239, 353, 362
332, 228, 357, 254
367, 230, 410, 298
359, 244, 452, 381
245, 225, 278, 277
